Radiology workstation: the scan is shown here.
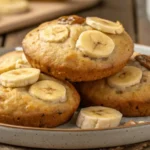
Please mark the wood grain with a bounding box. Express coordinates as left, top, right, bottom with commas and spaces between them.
135, 0, 150, 45
77, 0, 135, 42
4, 26, 35, 47
0, 0, 99, 34
0, 36, 3, 47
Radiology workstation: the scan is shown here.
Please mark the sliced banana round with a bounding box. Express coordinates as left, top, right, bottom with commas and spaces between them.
22, 53, 28, 63
86, 17, 124, 34
76, 106, 122, 129
39, 25, 69, 42
107, 66, 142, 90
29, 80, 67, 103
0, 51, 22, 74
39, 73, 56, 81
0, 68, 40, 88
15, 59, 31, 69
76, 30, 115, 58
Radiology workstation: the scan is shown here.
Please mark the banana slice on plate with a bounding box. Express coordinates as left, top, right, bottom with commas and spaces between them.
0, 68, 40, 88
107, 66, 142, 90
86, 17, 124, 34
39, 25, 69, 42
76, 106, 122, 129
76, 30, 115, 58
29, 80, 66, 103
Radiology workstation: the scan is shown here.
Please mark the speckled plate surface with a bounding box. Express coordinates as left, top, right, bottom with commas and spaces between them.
0, 44, 150, 149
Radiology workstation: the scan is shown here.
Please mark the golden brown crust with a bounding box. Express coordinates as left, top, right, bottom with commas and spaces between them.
0, 77, 80, 127
22, 16, 133, 82
77, 60, 150, 117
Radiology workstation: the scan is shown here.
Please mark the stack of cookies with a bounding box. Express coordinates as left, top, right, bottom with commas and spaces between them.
0, 15, 149, 129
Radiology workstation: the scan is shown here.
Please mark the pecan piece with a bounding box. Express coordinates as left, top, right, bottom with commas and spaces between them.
58, 15, 85, 25
135, 54, 150, 69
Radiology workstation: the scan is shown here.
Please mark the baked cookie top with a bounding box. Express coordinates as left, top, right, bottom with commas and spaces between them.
77, 53, 150, 116
22, 15, 133, 82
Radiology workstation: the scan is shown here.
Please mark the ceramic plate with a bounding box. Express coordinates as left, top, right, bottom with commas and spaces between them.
0, 44, 150, 149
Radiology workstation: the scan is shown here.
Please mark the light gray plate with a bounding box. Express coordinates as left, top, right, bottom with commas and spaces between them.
0, 44, 150, 149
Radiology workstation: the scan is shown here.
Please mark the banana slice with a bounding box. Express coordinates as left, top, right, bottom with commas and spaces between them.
29, 80, 66, 103
39, 25, 69, 42
0, 68, 40, 88
76, 30, 115, 58
15, 59, 31, 69
86, 17, 124, 34
39, 73, 56, 81
0, 51, 22, 74
76, 106, 122, 129
22, 53, 28, 63
107, 66, 142, 90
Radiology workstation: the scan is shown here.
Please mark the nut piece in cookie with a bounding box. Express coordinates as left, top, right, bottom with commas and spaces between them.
135, 54, 150, 70
58, 15, 85, 25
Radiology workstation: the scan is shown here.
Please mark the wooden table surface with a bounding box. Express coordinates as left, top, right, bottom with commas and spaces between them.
0, 0, 150, 150
0, 0, 148, 47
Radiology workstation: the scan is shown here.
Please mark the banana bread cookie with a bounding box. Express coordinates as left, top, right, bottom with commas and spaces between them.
77, 53, 150, 116
22, 15, 133, 82
0, 71, 80, 127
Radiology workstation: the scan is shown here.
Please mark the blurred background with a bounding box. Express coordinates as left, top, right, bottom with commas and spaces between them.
0, 0, 149, 47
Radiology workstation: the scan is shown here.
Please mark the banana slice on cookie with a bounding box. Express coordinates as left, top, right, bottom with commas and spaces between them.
29, 80, 66, 103
39, 25, 69, 42
107, 66, 142, 90
76, 106, 122, 129
86, 17, 124, 34
0, 68, 40, 88
76, 30, 115, 58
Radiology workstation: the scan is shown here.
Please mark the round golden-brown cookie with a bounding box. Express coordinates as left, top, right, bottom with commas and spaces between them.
0, 0, 29, 15
77, 54, 150, 117
22, 15, 133, 82
0, 74, 80, 127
